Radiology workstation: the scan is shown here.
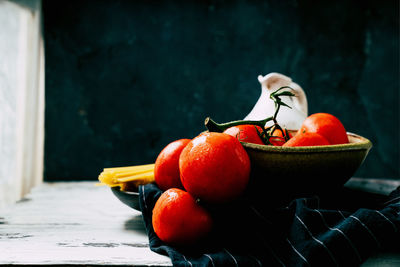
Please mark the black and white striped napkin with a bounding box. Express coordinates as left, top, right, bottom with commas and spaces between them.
139, 183, 400, 267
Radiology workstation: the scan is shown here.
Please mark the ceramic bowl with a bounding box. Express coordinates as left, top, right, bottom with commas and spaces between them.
111, 186, 141, 211
241, 132, 372, 200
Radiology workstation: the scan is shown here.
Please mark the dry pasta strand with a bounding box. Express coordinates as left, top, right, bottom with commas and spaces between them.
116, 172, 154, 183
98, 163, 155, 189
103, 163, 154, 172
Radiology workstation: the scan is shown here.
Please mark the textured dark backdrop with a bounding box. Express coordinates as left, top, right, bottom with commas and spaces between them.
43, 0, 399, 180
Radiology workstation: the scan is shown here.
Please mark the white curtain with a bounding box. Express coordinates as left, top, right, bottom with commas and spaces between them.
0, 0, 44, 209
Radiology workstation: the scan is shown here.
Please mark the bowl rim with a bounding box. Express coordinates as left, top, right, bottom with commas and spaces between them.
241, 132, 372, 153
111, 186, 139, 196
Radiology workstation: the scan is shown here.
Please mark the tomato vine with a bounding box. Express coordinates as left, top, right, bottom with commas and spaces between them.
204, 86, 296, 145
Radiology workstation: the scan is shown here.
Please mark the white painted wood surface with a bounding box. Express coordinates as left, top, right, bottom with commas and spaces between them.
0, 0, 44, 209
0, 182, 172, 266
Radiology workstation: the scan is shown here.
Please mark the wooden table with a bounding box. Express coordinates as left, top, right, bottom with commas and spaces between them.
0, 182, 172, 266
1, 180, 399, 266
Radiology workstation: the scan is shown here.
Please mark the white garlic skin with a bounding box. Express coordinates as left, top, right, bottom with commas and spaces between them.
244, 73, 308, 131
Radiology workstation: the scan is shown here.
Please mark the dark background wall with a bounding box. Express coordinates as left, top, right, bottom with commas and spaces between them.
43, 0, 399, 181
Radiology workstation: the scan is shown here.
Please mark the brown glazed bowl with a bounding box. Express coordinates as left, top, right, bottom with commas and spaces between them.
241, 132, 372, 202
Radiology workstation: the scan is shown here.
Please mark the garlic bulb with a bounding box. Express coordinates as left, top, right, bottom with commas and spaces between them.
245, 73, 308, 130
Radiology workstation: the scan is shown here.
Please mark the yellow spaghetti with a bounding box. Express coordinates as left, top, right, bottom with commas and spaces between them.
98, 163, 155, 191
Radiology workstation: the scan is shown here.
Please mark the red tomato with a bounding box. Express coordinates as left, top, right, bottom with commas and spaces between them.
154, 139, 191, 191
223, 125, 264, 145
269, 129, 292, 146
283, 132, 330, 147
179, 132, 250, 204
299, 113, 349, 145
152, 188, 213, 246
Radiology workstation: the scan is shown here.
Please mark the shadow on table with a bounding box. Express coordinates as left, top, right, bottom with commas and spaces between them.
124, 214, 147, 235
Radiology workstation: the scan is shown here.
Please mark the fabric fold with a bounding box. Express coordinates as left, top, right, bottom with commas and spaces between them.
139, 183, 400, 267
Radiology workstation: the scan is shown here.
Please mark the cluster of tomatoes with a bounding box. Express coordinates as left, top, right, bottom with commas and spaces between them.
152, 112, 348, 246
228, 112, 349, 147
152, 131, 250, 246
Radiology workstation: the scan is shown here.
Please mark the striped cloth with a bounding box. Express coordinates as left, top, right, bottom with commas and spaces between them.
139, 183, 400, 267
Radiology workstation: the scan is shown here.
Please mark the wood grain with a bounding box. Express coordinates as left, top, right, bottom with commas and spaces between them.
0, 182, 171, 266
0, 0, 44, 209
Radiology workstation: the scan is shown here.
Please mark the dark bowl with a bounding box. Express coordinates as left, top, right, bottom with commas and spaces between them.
242, 132, 372, 200
111, 186, 141, 211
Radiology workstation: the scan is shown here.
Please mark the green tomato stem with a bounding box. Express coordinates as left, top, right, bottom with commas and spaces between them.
204, 86, 295, 144
204, 116, 273, 133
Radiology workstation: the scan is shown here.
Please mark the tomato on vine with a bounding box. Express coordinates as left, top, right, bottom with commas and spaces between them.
223, 125, 264, 145
205, 87, 296, 146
